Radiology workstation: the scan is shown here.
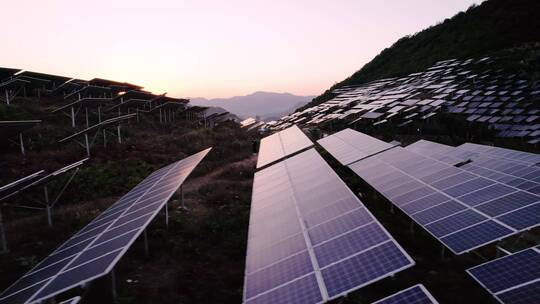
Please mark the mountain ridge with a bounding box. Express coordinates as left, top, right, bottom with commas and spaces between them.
190, 91, 314, 121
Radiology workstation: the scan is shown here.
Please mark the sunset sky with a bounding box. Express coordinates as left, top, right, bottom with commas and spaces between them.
1, 0, 483, 99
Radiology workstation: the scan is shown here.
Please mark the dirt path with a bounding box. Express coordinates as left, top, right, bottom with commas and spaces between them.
182, 154, 256, 193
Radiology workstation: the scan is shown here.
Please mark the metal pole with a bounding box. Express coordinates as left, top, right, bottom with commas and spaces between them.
180, 185, 187, 210
5, 90, 9, 105
85, 133, 90, 157
0, 210, 7, 253
143, 229, 149, 257
71, 106, 76, 128
19, 133, 25, 155
44, 186, 52, 226
85, 108, 89, 128
117, 125, 122, 144
159, 108, 162, 124
103, 129, 107, 148
440, 245, 445, 260
165, 201, 169, 229
111, 269, 117, 301
98, 106, 102, 123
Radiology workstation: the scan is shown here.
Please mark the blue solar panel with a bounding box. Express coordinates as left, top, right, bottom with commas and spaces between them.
441, 220, 513, 253
313, 222, 389, 267
256, 125, 313, 169
345, 143, 540, 255
245, 251, 314, 299
244, 148, 414, 303
425, 210, 487, 237
245, 274, 323, 304
321, 242, 413, 298
496, 202, 540, 230
0, 148, 212, 304
317, 128, 397, 165
458, 184, 516, 207
401, 193, 450, 214
411, 200, 466, 225
468, 247, 540, 304
475, 191, 539, 217
373, 284, 438, 304
497, 280, 540, 304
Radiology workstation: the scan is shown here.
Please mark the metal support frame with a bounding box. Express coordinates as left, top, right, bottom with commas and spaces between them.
179, 185, 188, 210
11, 168, 80, 227
0, 210, 7, 253
165, 201, 169, 229
19, 133, 25, 155
111, 268, 117, 301
440, 245, 445, 260
70, 106, 76, 128
143, 229, 149, 257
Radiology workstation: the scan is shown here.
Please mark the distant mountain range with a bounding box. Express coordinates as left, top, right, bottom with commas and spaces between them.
190, 91, 314, 121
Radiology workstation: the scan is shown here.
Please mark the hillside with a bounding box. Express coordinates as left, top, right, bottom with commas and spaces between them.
301, 0, 540, 110
191, 91, 314, 120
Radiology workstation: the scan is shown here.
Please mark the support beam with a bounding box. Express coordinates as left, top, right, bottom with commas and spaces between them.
19, 133, 25, 155
5, 90, 9, 105
0, 210, 7, 253
117, 125, 122, 144
85, 108, 89, 128
165, 201, 169, 229
84, 133, 91, 157
70, 106, 76, 128
44, 186, 52, 227
143, 229, 149, 257
110, 269, 117, 301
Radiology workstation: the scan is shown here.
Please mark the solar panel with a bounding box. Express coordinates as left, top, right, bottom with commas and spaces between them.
348, 146, 540, 254
0, 148, 211, 304
256, 125, 313, 169
405, 139, 540, 195
244, 148, 414, 303
467, 246, 540, 303
372, 284, 438, 304
317, 128, 397, 166
458, 143, 540, 165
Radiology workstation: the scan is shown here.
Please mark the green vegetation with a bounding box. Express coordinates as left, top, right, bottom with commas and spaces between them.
302, 0, 540, 109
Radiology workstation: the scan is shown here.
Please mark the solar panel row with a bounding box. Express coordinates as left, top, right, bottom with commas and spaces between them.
317, 128, 397, 166
458, 142, 540, 166
467, 246, 540, 304
0, 148, 211, 304
347, 147, 540, 254
372, 284, 438, 304
405, 140, 540, 196
256, 125, 313, 169
244, 148, 414, 303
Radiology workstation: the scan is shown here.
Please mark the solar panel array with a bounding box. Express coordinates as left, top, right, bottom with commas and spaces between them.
256, 125, 314, 169
244, 148, 414, 304
0, 148, 211, 304
268, 57, 540, 144
346, 146, 540, 254
317, 128, 397, 165
467, 246, 540, 304
372, 284, 438, 304
459, 143, 540, 165
405, 140, 540, 196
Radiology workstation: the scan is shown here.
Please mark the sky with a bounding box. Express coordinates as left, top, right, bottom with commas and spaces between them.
1, 0, 484, 99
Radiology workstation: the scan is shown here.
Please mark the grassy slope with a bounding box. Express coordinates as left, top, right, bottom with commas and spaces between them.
302, 0, 540, 110
0, 99, 256, 303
